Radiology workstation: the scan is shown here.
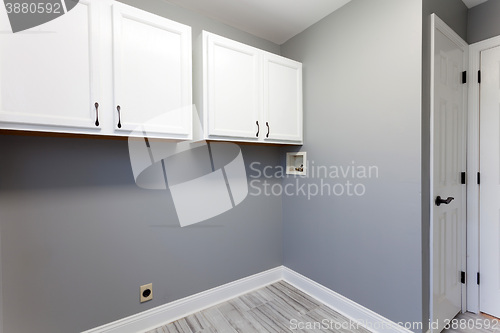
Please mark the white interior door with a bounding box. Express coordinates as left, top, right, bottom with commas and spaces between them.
0, 0, 100, 130
431, 16, 467, 333
479, 45, 500, 319
112, 2, 192, 139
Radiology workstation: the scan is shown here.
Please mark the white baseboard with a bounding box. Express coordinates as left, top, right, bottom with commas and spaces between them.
83, 266, 411, 333
82, 266, 283, 333
282, 267, 412, 333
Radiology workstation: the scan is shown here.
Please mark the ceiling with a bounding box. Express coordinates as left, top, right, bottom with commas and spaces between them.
166, 0, 488, 45
164, 0, 352, 45
461, 0, 488, 8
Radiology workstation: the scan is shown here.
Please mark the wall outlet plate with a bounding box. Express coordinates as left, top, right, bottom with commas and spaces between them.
140, 283, 153, 303
286, 152, 306, 175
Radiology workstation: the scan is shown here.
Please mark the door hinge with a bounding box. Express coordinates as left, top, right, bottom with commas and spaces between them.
478, 172, 481, 185
461, 271, 466, 284
461, 172, 466, 185
477, 272, 480, 285
462, 71, 467, 84
478, 70, 482, 84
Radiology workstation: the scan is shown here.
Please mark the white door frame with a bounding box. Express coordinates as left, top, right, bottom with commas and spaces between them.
466, 34, 500, 314
430, 14, 469, 328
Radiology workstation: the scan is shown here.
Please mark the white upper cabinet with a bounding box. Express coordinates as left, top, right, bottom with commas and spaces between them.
204, 32, 261, 139
263, 53, 302, 142
202, 31, 303, 145
0, 0, 192, 140
112, 2, 192, 139
0, 0, 100, 132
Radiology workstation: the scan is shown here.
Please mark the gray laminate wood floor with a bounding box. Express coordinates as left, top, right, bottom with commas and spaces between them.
443, 312, 500, 333
145, 281, 373, 333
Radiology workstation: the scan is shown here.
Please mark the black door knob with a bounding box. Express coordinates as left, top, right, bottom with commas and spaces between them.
435, 196, 455, 206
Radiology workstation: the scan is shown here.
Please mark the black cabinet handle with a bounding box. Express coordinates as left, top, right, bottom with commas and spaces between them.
435, 196, 455, 206
256, 121, 260, 137
94, 102, 99, 126
117, 105, 122, 128
266, 122, 270, 138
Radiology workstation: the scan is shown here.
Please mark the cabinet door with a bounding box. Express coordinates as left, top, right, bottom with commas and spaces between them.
263, 53, 303, 143
112, 2, 192, 139
204, 32, 261, 139
0, 0, 100, 131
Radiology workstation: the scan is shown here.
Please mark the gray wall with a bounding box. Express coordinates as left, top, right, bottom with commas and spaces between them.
468, 0, 500, 43
0, 135, 283, 333
0, 1, 284, 332
424, 0, 468, 42
421, 0, 468, 330
280, 0, 424, 329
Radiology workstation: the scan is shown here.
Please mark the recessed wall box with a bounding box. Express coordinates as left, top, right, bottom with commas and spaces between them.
286, 152, 306, 176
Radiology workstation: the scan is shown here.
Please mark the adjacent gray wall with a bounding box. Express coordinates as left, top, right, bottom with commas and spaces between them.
281, 0, 424, 329
0, 1, 284, 332
421, 0, 468, 330
468, 0, 500, 43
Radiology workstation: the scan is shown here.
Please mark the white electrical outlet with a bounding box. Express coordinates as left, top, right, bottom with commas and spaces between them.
140, 283, 153, 303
